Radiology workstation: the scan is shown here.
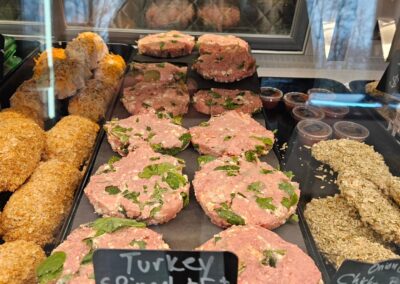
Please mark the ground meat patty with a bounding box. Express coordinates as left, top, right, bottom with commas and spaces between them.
145, 0, 195, 29
0, 117, 45, 192
37, 218, 169, 284
193, 88, 262, 115
193, 46, 256, 83
198, 4, 241, 31
138, 30, 195, 58
197, 225, 322, 284
104, 112, 191, 156
122, 81, 190, 116
194, 156, 299, 229
125, 62, 187, 86
45, 115, 100, 169
197, 34, 250, 54
190, 111, 274, 157
84, 145, 190, 225
0, 240, 45, 284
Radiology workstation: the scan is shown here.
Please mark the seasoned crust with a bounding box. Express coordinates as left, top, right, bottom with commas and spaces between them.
0, 160, 82, 246
0, 240, 45, 284
0, 117, 46, 192
95, 53, 126, 88
45, 115, 100, 169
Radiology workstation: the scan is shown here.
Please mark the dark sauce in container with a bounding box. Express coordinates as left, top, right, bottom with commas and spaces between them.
260, 87, 283, 109
296, 119, 332, 145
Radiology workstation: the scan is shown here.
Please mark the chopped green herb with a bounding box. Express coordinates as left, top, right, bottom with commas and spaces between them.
214, 165, 240, 176
244, 150, 257, 162
150, 205, 162, 217
223, 135, 233, 141
222, 98, 240, 110
209, 90, 222, 98
130, 240, 147, 249
159, 41, 165, 50
81, 250, 94, 265
150, 157, 160, 161
170, 40, 178, 43
156, 63, 165, 68
237, 91, 245, 96
138, 163, 176, 179
179, 133, 192, 149
256, 197, 276, 211
163, 171, 187, 189
283, 171, 294, 179
251, 136, 274, 146
36, 252, 66, 284
180, 192, 189, 207
199, 121, 210, 127
261, 249, 286, 267
255, 145, 265, 154
142, 102, 151, 109
123, 190, 140, 203
89, 217, 145, 237
215, 207, 245, 225
289, 213, 299, 223
111, 125, 132, 144
237, 61, 245, 69
105, 185, 121, 195
143, 70, 161, 82
173, 34, 181, 38
205, 99, 217, 107
146, 132, 156, 141
260, 168, 274, 174
247, 181, 264, 194
279, 182, 298, 209
171, 115, 183, 125
214, 236, 222, 243
175, 72, 186, 81
197, 155, 216, 166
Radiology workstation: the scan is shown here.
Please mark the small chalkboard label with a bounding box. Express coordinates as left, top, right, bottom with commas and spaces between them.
93, 249, 238, 284
377, 49, 400, 94
332, 259, 400, 284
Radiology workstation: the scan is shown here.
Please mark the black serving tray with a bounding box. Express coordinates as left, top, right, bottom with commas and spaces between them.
261, 77, 400, 282
0, 43, 133, 253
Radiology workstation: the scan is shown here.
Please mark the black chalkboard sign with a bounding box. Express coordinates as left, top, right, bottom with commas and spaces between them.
377, 49, 400, 95
332, 259, 400, 284
0, 34, 4, 80
93, 249, 238, 284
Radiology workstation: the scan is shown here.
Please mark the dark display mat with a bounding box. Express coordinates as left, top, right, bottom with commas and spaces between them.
0, 39, 40, 83
0, 43, 133, 253
261, 77, 400, 282
67, 56, 308, 257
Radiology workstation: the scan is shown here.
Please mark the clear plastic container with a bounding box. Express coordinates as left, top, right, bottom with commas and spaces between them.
283, 92, 309, 111
296, 119, 332, 146
292, 106, 325, 122
260, 87, 283, 109
333, 121, 370, 142
307, 88, 333, 96
321, 106, 350, 119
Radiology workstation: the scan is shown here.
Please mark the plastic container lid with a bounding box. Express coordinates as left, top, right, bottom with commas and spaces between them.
333, 121, 370, 141
283, 92, 309, 109
260, 87, 283, 102
296, 119, 332, 145
322, 106, 350, 118
307, 88, 333, 96
292, 106, 325, 121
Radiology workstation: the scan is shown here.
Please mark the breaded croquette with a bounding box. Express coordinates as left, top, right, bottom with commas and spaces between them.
0, 117, 45, 192
68, 79, 115, 121
44, 115, 99, 168
0, 240, 45, 284
0, 160, 81, 246
95, 53, 126, 87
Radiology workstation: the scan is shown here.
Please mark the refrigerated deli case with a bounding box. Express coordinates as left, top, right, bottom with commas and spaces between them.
0, 0, 400, 283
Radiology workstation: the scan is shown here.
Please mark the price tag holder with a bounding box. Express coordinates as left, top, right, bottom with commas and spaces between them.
332, 259, 400, 284
93, 249, 238, 284
377, 49, 400, 95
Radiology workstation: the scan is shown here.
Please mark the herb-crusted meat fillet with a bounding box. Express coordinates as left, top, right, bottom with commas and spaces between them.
304, 195, 397, 268
36, 218, 169, 284
193, 45, 256, 83
84, 145, 190, 225
197, 225, 322, 284
0, 117, 45, 192
104, 112, 190, 156
138, 30, 195, 58
194, 156, 299, 229
125, 62, 187, 86
122, 81, 190, 116
193, 88, 262, 115
190, 111, 274, 157
0, 240, 45, 284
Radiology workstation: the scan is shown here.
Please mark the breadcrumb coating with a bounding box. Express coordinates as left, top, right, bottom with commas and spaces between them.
0, 160, 82, 246
0, 240, 45, 284
1, 107, 44, 128
95, 53, 126, 88
338, 171, 400, 245
45, 115, 99, 168
0, 117, 45, 192
33, 47, 66, 78
68, 79, 115, 122
304, 195, 397, 268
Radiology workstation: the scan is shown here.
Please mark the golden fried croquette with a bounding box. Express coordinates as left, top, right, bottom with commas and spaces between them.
0, 160, 81, 246
1, 107, 44, 128
95, 53, 126, 87
33, 47, 66, 78
0, 240, 45, 284
45, 115, 99, 168
68, 79, 115, 121
0, 117, 46, 192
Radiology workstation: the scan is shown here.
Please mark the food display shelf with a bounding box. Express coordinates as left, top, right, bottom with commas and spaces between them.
261, 77, 400, 282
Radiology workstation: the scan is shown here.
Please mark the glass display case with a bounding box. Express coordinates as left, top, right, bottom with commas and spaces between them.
0, 1, 399, 284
